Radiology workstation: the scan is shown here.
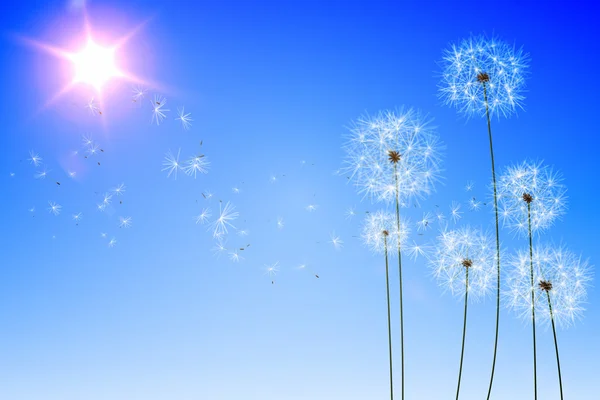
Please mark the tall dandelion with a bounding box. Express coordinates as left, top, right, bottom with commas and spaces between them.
439, 34, 529, 399
362, 211, 411, 400
429, 226, 496, 400
343, 108, 443, 399
506, 245, 592, 400
498, 160, 567, 399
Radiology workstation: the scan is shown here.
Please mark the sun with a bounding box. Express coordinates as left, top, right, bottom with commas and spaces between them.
71, 40, 119, 90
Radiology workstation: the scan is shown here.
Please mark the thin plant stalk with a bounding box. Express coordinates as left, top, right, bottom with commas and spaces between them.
527, 202, 538, 400
456, 267, 469, 400
383, 234, 395, 400
483, 80, 503, 400
546, 291, 564, 400
393, 162, 405, 400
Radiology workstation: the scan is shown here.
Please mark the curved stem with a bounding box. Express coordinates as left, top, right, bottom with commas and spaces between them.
547, 292, 564, 400
393, 163, 405, 400
528, 203, 538, 400
384, 235, 395, 400
456, 268, 469, 400
484, 82, 502, 400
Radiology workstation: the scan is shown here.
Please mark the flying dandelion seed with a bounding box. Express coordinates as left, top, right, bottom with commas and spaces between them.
100, 232, 107, 238
29, 207, 35, 213
277, 217, 284, 230
237, 229, 249, 237
119, 216, 132, 228
68, 171, 76, 178
498, 161, 567, 237
86, 97, 99, 115
345, 206, 357, 220
72, 212, 82, 223
406, 241, 430, 261
131, 85, 147, 102
211, 240, 227, 258
111, 183, 126, 195
102, 193, 113, 206
417, 212, 433, 232
306, 204, 318, 212
182, 155, 210, 178
436, 210, 446, 223
162, 149, 181, 179
97, 203, 106, 212
176, 107, 193, 130
151, 95, 169, 125
450, 201, 463, 223
229, 250, 243, 263
210, 201, 239, 238
429, 226, 497, 400
108, 237, 117, 247
269, 175, 277, 183
330, 233, 343, 250
35, 169, 50, 179
86, 142, 100, 157
195, 208, 212, 225
465, 181, 475, 191
28, 151, 42, 166
82, 134, 94, 147
48, 201, 61, 215
264, 262, 279, 277
232, 187, 241, 194
469, 198, 482, 211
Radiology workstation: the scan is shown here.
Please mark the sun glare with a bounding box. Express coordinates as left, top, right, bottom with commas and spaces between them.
72, 40, 119, 90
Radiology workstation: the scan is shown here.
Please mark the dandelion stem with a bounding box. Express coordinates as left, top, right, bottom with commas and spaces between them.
456, 267, 469, 400
528, 203, 538, 400
384, 235, 395, 400
546, 291, 564, 400
393, 163, 405, 400
483, 82, 502, 400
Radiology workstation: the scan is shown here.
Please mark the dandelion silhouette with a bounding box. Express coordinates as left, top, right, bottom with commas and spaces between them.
497, 160, 567, 398
342, 108, 443, 400
362, 211, 410, 400
429, 226, 496, 400
505, 245, 592, 400
439, 35, 529, 399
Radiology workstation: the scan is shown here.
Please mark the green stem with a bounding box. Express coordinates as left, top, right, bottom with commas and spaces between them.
484, 82, 502, 400
546, 291, 564, 400
384, 235, 395, 400
393, 163, 405, 400
528, 203, 538, 400
456, 268, 469, 400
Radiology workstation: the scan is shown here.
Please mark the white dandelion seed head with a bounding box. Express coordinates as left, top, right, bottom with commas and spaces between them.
264, 262, 279, 277
439, 34, 529, 119
195, 208, 212, 225
361, 210, 411, 255
504, 245, 592, 329
429, 226, 497, 300
341, 108, 444, 205
497, 160, 567, 237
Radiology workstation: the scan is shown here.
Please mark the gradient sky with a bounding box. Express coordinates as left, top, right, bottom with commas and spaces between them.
1, 1, 598, 399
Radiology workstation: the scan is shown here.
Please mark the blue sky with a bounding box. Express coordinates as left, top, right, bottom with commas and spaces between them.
0, 1, 598, 399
